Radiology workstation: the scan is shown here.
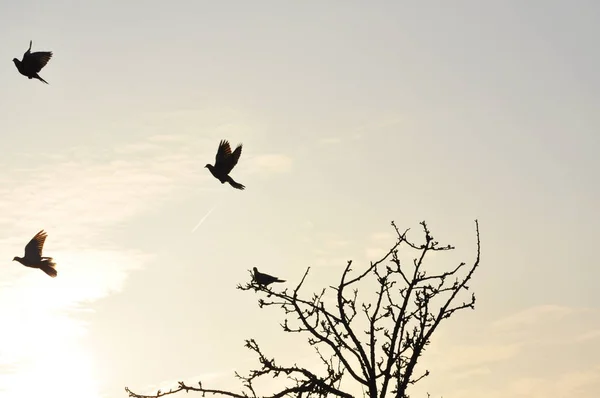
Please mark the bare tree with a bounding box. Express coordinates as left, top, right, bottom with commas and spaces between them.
125, 220, 481, 398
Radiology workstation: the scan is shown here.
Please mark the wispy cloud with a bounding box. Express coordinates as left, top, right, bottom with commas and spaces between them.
574, 329, 600, 343
147, 134, 188, 143
0, 130, 217, 397
247, 154, 293, 175
491, 304, 590, 331
135, 356, 262, 397
318, 137, 343, 145
364, 231, 396, 259
432, 341, 522, 371
0, 103, 280, 396
447, 365, 600, 398
449, 366, 492, 381
313, 256, 352, 269
0, 129, 223, 234
315, 116, 402, 147
420, 304, 600, 398
370, 232, 395, 242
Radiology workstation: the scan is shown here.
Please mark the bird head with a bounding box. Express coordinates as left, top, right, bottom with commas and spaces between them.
12, 256, 18, 261
253, 267, 258, 273
204, 164, 212, 170
12, 58, 20, 65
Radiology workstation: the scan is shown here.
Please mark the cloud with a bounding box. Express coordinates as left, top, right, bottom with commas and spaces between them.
365, 246, 388, 259
0, 130, 214, 397
133, 356, 262, 397
0, 134, 211, 237
300, 230, 359, 269
321, 233, 350, 249
0, 105, 280, 397
302, 220, 314, 229
446, 365, 600, 398
491, 304, 590, 331
113, 141, 162, 155
313, 256, 352, 269
353, 117, 403, 136
137, 371, 233, 396
433, 342, 522, 371
450, 366, 492, 381
418, 304, 600, 398
247, 154, 293, 175
318, 137, 343, 145
370, 232, 395, 242
575, 329, 600, 343
432, 305, 599, 369
363, 231, 398, 260
147, 134, 187, 143
314, 116, 402, 148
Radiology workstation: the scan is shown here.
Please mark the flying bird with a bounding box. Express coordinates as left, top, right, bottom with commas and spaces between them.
205, 139, 245, 190
13, 40, 53, 84
13, 230, 57, 278
253, 267, 285, 287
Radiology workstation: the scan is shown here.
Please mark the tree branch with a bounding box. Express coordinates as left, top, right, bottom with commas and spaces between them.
125, 220, 481, 398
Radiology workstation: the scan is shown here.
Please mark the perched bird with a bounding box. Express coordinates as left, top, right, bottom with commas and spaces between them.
205, 139, 245, 190
253, 267, 285, 287
13, 40, 53, 84
13, 230, 57, 278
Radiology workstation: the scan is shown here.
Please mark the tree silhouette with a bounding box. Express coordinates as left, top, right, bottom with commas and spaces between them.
125, 220, 481, 398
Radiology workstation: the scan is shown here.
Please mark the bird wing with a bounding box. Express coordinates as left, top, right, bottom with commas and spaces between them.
214, 140, 232, 168
24, 230, 47, 259
22, 40, 31, 59
24, 51, 53, 73
222, 144, 243, 175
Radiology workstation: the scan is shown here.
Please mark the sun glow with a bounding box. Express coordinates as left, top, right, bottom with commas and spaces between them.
0, 297, 102, 398
0, 248, 151, 397
1, 338, 102, 398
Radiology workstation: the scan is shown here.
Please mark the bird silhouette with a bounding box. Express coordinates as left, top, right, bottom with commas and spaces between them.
253, 267, 285, 287
13, 40, 53, 84
13, 230, 57, 278
205, 139, 245, 190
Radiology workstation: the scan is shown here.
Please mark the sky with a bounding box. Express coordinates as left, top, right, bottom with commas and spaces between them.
0, 1, 598, 397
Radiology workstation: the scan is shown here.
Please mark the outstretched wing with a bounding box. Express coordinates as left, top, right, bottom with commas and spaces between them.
214, 140, 232, 168
22, 40, 32, 59
24, 51, 53, 73
222, 144, 243, 175
24, 230, 47, 260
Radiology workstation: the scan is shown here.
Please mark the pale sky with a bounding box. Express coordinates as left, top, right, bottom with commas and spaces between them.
1, 1, 599, 397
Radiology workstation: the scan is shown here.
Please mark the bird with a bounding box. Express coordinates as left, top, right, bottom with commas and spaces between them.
13, 230, 57, 278
13, 40, 53, 84
205, 139, 245, 190
253, 267, 285, 287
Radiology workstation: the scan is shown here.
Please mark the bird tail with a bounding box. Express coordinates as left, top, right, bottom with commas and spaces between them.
227, 177, 245, 190
40, 258, 57, 278
274, 279, 286, 283
35, 74, 49, 84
